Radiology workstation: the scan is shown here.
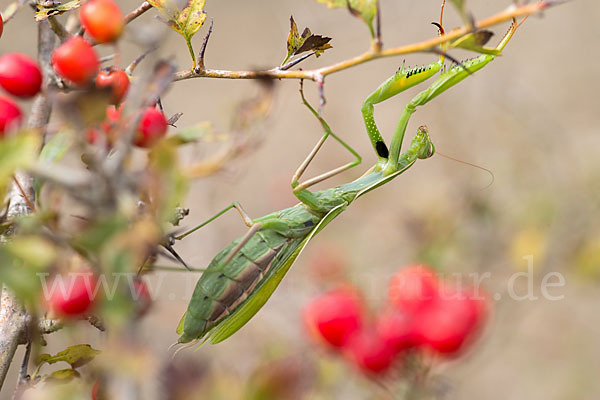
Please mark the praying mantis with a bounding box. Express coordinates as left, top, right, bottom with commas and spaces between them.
171, 14, 519, 348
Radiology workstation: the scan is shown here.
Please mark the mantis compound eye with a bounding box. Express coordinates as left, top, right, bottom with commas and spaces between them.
427, 143, 436, 158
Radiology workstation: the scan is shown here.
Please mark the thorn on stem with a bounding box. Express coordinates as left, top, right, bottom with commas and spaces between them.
126, 46, 158, 75
196, 19, 214, 74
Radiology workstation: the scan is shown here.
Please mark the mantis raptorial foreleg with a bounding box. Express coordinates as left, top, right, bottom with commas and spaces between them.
386, 19, 517, 171
176, 201, 254, 241
361, 8, 448, 160
291, 82, 362, 194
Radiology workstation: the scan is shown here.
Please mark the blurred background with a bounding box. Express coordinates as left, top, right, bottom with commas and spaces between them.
2, 0, 599, 398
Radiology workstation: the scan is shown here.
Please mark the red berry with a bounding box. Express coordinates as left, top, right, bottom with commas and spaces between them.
95, 69, 129, 104
376, 309, 415, 354
92, 379, 105, 400
0, 96, 22, 136
80, 0, 124, 43
51, 36, 99, 85
46, 272, 98, 317
0, 14, 3, 39
345, 330, 396, 375
0, 53, 42, 98
388, 264, 438, 313
86, 128, 99, 144
413, 286, 488, 356
132, 278, 152, 317
303, 287, 364, 348
134, 107, 167, 148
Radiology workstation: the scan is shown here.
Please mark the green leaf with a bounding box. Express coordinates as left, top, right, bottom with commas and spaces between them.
0, 131, 41, 200
450, 30, 500, 55
282, 16, 332, 65
72, 217, 130, 254
0, 236, 57, 301
35, 0, 81, 22
165, 122, 214, 146
42, 369, 81, 384
40, 345, 101, 369
148, 141, 189, 222
148, 0, 207, 67
34, 130, 73, 200
316, 0, 377, 38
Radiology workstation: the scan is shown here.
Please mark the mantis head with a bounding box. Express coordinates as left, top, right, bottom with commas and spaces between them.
415, 125, 435, 159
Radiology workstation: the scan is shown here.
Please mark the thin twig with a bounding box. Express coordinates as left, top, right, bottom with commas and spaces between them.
11, 177, 35, 213
125, 46, 157, 75
125, 1, 153, 24
11, 340, 32, 400
173, 1, 561, 82
47, 16, 69, 42
374, 0, 383, 51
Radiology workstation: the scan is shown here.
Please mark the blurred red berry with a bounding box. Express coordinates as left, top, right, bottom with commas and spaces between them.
51, 36, 99, 85
0, 53, 42, 98
91, 379, 106, 400
345, 330, 396, 375
133, 278, 152, 317
376, 309, 415, 354
134, 107, 167, 148
46, 272, 98, 317
303, 287, 364, 348
80, 0, 124, 43
0, 96, 22, 136
388, 264, 439, 313
413, 286, 488, 356
86, 128, 99, 144
95, 69, 129, 104
98, 104, 121, 142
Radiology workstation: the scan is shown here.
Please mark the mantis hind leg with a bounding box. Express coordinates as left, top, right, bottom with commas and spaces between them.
291, 81, 362, 200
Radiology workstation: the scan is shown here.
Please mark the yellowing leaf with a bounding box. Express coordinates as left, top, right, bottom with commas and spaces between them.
316, 0, 377, 38
148, 0, 207, 67
42, 369, 80, 384
176, 0, 207, 40
450, 30, 500, 55
282, 16, 332, 65
34, 0, 81, 22
39, 345, 101, 369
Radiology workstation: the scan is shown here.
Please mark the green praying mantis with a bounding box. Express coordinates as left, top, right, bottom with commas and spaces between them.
170, 14, 519, 348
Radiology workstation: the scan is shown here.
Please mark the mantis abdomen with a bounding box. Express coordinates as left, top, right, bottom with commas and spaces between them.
177, 206, 320, 344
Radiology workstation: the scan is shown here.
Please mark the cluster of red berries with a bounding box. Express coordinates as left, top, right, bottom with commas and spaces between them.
0, 0, 167, 147
303, 265, 489, 375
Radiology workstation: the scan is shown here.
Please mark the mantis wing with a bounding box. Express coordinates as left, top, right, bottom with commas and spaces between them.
207, 202, 347, 344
